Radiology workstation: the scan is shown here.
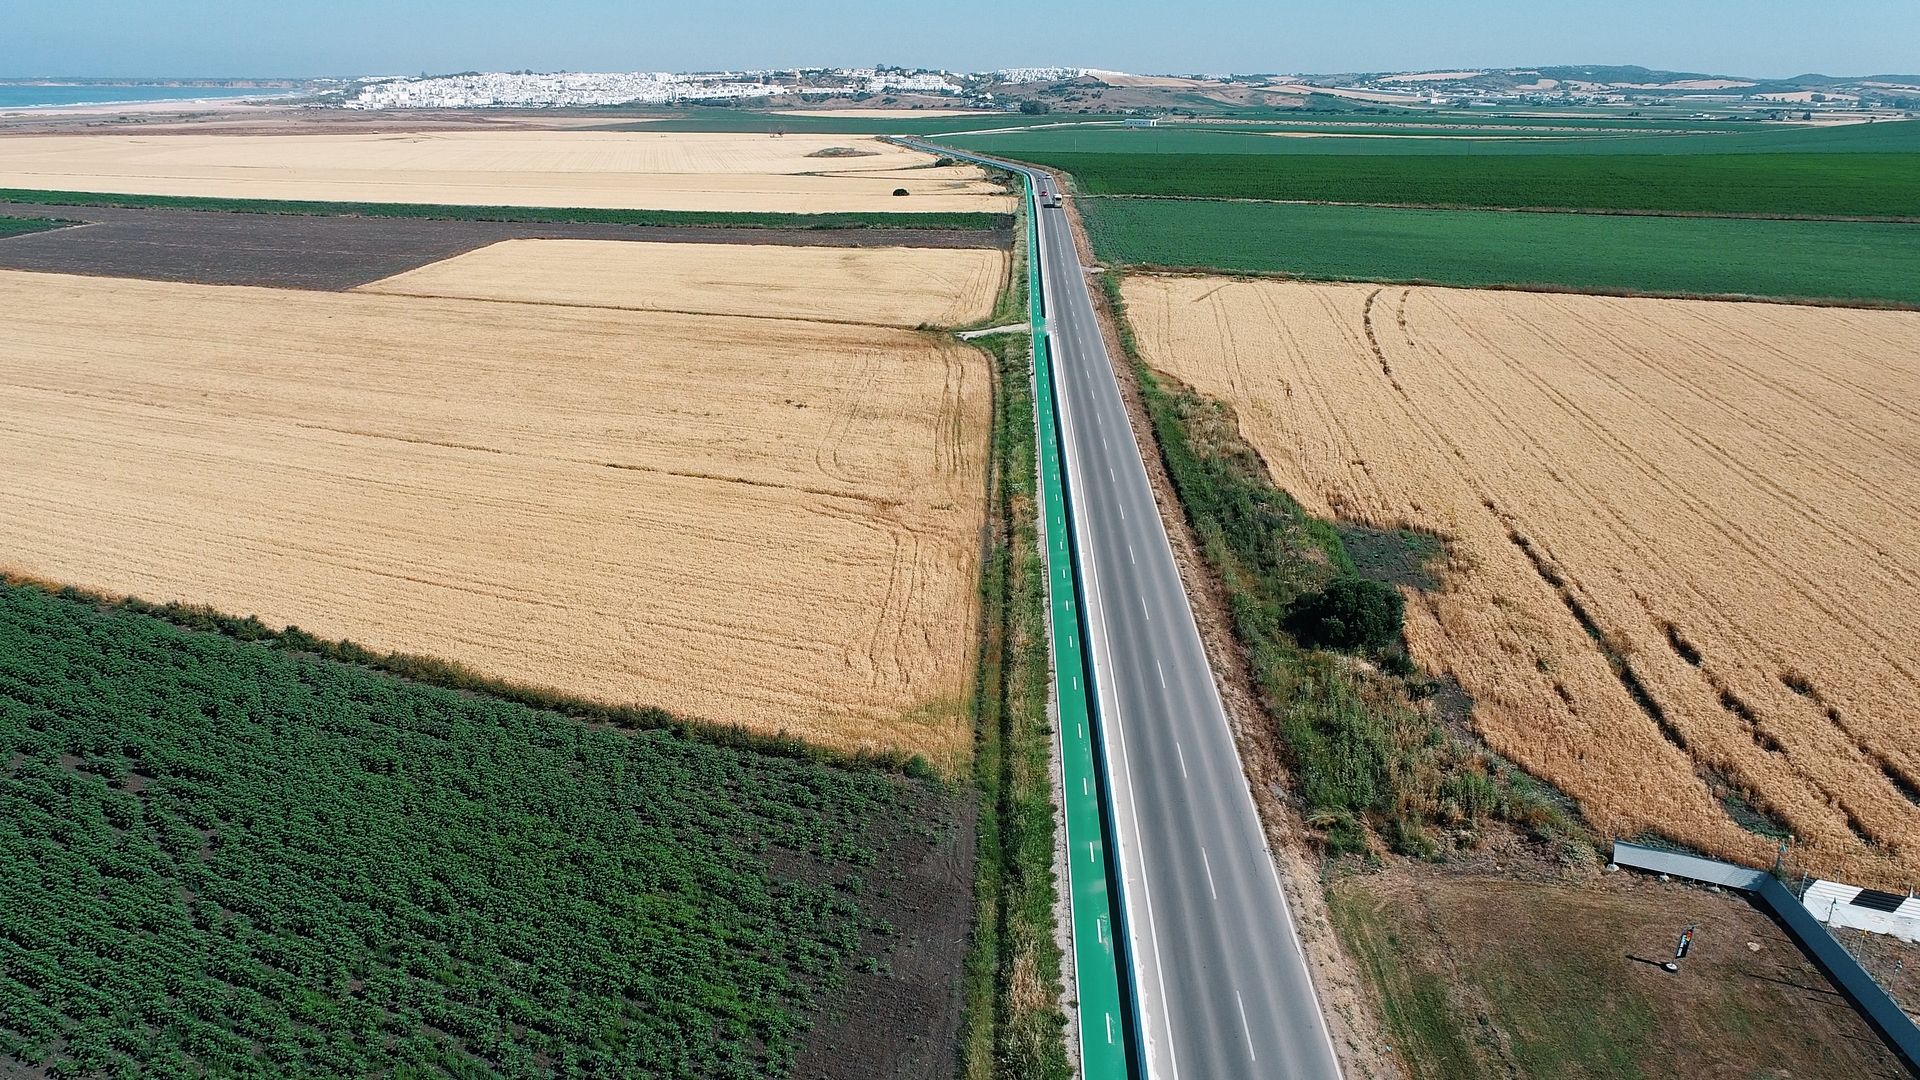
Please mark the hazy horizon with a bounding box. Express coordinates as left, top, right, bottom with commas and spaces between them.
6, 61, 1920, 82
5, 0, 1918, 83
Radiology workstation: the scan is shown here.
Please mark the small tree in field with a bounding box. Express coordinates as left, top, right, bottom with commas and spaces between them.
1286, 577, 1405, 655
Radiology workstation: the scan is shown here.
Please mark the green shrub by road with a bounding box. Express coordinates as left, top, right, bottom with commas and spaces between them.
1080, 197, 1920, 306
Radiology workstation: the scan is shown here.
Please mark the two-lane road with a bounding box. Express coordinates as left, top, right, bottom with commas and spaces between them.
935, 140, 1345, 1080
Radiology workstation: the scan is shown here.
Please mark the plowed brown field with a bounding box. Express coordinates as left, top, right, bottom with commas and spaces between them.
0, 269, 990, 766
0, 131, 1013, 214
357, 239, 1007, 326
1124, 274, 1920, 886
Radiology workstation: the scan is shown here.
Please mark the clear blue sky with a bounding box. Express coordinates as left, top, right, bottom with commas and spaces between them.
5, 0, 1917, 79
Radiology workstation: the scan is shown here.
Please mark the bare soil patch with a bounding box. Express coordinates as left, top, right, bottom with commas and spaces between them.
0, 200, 1008, 290
795, 792, 976, 1080
0, 269, 990, 768
0, 131, 1014, 214
358, 238, 1006, 326
1122, 273, 1920, 887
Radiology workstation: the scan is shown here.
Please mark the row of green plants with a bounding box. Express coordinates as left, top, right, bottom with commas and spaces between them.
1101, 275, 1584, 860
0, 216, 66, 238
0, 580, 947, 1078
0, 188, 1010, 232
957, 197, 1072, 1080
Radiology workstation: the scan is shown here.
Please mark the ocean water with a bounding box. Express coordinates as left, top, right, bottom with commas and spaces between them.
0, 84, 285, 109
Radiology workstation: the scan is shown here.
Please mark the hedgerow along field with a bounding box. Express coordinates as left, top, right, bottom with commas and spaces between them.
1077, 198, 1920, 305
0, 217, 66, 239
0, 578, 966, 1079
1121, 273, 1920, 887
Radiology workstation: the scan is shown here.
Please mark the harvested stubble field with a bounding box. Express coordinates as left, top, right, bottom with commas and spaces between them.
1123, 274, 1920, 885
0, 267, 993, 767
358, 238, 1007, 326
0, 130, 1014, 214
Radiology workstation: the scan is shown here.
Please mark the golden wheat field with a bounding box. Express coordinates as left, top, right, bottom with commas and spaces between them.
0, 130, 1013, 213
357, 239, 1007, 327
0, 268, 991, 766
1123, 274, 1920, 886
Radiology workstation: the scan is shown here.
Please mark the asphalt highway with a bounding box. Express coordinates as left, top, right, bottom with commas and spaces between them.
926, 141, 1346, 1080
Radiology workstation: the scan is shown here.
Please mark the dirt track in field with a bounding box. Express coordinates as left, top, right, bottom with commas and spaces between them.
1123, 273, 1920, 887
0, 269, 993, 768
0, 202, 1008, 290
358, 238, 1008, 327
0, 130, 1014, 214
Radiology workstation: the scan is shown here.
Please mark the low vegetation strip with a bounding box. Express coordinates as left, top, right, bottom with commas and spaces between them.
0, 217, 66, 238
1079, 198, 1920, 307
1023, 151, 1920, 218
0, 579, 961, 1078
963, 331, 1073, 1080
0, 188, 1009, 231
1121, 273, 1920, 887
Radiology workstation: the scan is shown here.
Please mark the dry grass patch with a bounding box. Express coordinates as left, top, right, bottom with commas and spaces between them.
357, 238, 1007, 327
1124, 274, 1920, 886
0, 130, 1013, 214
0, 269, 990, 767
1331, 864, 1911, 1078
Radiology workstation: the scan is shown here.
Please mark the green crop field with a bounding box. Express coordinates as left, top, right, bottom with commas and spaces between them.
1080, 198, 1920, 305
948, 149, 1918, 218
0, 580, 958, 1079
0, 188, 1010, 231
942, 116, 1920, 156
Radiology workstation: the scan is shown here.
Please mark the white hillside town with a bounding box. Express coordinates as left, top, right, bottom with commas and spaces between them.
343, 67, 970, 109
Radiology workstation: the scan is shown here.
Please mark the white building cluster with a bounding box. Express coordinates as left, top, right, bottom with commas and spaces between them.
837, 69, 964, 95
992, 67, 1088, 84
345, 71, 792, 109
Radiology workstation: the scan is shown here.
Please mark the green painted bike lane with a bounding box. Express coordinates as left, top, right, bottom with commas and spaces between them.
1024, 179, 1134, 1080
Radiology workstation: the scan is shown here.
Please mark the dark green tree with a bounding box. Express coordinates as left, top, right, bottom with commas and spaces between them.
1285, 576, 1405, 655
